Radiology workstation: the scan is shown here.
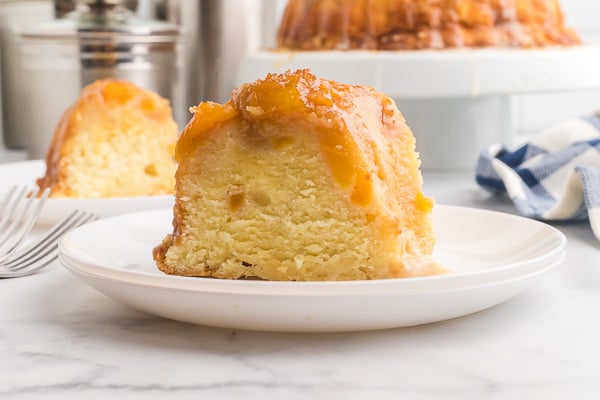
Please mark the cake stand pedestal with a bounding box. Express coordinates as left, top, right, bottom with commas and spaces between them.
238, 47, 600, 170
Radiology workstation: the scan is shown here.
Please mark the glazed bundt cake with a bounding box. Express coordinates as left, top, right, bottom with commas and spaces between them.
276, 0, 581, 50
36, 79, 178, 198
153, 69, 442, 281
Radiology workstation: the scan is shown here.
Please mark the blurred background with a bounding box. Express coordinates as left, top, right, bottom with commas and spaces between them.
0, 0, 598, 169
0, 0, 278, 160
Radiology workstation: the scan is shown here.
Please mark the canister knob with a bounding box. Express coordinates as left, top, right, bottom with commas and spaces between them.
78, 0, 124, 6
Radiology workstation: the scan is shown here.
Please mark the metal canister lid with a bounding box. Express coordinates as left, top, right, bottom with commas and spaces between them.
19, 0, 179, 43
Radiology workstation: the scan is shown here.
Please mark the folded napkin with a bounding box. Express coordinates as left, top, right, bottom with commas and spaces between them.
476, 114, 600, 241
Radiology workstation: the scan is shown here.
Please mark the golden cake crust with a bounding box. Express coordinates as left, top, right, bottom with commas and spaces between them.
154, 69, 441, 281
276, 0, 581, 50
36, 79, 178, 198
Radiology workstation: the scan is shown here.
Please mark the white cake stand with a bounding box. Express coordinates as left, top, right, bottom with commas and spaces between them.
237, 46, 600, 170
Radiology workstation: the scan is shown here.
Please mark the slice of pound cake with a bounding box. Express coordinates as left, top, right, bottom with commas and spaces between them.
36, 79, 178, 198
153, 69, 442, 281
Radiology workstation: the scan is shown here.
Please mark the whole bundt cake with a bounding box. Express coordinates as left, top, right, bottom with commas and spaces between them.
276, 0, 581, 50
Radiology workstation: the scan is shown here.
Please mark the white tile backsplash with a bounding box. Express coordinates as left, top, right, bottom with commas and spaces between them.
562, 0, 600, 42
514, 0, 600, 138
516, 91, 600, 136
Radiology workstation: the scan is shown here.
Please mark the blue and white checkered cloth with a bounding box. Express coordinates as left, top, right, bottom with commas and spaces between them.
476, 114, 600, 241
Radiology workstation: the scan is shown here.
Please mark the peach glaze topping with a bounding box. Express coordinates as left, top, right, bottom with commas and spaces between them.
176, 69, 432, 211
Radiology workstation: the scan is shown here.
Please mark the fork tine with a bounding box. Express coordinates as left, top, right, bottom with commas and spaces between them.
3, 210, 94, 266
1, 210, 97, 276
0, 186, 19, 216
1, 214, 97, 278
0, 186, 28, 232
0, 187, 33, 254
0, 257, 56, 278
0, 187, 49, 260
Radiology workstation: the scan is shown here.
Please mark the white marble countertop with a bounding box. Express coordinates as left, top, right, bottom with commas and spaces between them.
1, 166, 599, 399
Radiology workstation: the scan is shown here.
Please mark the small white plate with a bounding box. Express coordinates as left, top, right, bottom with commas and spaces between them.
58, 206, 566, 332
0, 160, 173, 226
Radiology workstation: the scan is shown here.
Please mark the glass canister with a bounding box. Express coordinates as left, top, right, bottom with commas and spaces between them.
17, 0, 184, 159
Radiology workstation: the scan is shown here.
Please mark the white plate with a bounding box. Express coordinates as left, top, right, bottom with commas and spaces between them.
0, 160, 174, 226
57, 206, 566, 332
239, 46, 600, 98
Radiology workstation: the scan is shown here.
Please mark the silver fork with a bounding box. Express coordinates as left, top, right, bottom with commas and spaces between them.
0, 187, 97, 278
0, 186, 50, 258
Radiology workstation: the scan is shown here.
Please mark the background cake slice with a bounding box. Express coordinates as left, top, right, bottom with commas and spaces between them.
36, 79, 178, 198
153, 69, 442, 281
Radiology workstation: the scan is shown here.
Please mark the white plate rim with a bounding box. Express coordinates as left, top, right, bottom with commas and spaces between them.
0, 159, 174, 225
57, 205, 567, 296
57, 252, 564, 332
59, 250, 565, 297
